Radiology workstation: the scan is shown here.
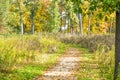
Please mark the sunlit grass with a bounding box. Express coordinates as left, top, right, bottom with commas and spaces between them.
0, 47, 66, 80
77, 48, 100, 80
62, 35, 115, 80
117, 64, 120, 80
77, 47, 114, 80
0, 34, 66, 80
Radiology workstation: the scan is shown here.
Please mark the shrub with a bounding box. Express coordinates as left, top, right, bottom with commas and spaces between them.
60, 34, 115, 52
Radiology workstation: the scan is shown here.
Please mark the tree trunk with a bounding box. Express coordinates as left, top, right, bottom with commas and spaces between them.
68, 19, 70, 34
88, 13, 91, 35
67, 12, 70, 34
70, 19, 73, 35
31, 11, 35, 34
75, 15, 79, 34
78, 13, 83, 35
20, 13, 24, 34
110, 17, 113, 34
60, 11, 62, 32
114, 7, 120, 80
17, 1, 24, 34
65, 16, 68, 33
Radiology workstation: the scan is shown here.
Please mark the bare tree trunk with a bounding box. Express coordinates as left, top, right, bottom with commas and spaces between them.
20, 13, 24, 34
76, 27, 79, 34
65, 16, 68, 34
110, 17, 113, 34
17, 1, 24, 34
67, 19, 70, 34
75, 15, 79, 34
70, 18, 73, 35
88, 13, 91, 35
60, 10, 62, 32
67, 12, 70, 34
78, 13, 83, 35
31, 0, 36, 34
114, 6, 120, 80
31, 11, 35, 34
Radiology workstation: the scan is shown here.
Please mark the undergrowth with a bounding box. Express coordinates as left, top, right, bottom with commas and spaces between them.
0, 34, 66, 80
60, 34, 114, 52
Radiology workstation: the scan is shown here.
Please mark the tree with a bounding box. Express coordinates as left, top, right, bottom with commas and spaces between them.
49, 0, 60, 32
115, 1, 120, 80
35, 0, 50, 32
96, 0, 119, 79
17, 0, 24, 34
0, 0, 13, 33
72, 0, 83, 35
24, 0, 38, 34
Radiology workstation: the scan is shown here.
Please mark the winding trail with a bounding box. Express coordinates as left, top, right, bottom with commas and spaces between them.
34, 47, 81, 80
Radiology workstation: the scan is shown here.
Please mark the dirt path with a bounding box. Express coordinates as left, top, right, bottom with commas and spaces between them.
34, 47, 81, 80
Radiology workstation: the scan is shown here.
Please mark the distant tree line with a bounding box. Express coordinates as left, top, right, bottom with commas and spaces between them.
0, 0, 116, 35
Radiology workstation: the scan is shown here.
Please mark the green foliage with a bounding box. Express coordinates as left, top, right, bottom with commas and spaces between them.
0, 0, 14, 33
49, 0, 60, 32
0, 0, 117, 34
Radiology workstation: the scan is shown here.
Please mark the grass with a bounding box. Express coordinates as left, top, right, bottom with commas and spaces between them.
0, 46, 66, 80
0, 34, 67, 80
0, 34, 115, 80
67, 44, 114, 80
116, 64, 120, 80
78, 48, 114, 80
77, 48, 101, 80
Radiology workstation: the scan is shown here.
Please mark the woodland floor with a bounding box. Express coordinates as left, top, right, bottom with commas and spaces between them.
33, 47, 81, 80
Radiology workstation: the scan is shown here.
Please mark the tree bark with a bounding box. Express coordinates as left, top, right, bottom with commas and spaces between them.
70, 18, 73, 34
78, 13, 83, 35
114, 6, 120, 80
67, 12, 70, 34
88, 13, 91, 35
68, 19, 70, 33
20, 13, 24, 34
110, 17, 113, 34
60, 10, 62, 32
65, 16, 68, 33
31, 10, 35, 34
17, 1, 24, 34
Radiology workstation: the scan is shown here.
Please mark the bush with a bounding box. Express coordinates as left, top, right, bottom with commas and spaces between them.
60, 34, 115, 52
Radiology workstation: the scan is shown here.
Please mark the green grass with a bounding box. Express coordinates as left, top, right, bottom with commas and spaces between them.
79, 49, 114, 80
77, 48, 99, 80
0, 34, 67, 80
68, 44, 114, 80
66, 44, 99, 79
0, 46, 66, 80
0, 34, 115, 80
117, 64, 120, 80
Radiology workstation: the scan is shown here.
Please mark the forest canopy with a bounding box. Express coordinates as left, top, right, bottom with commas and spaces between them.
0, 0, 117, 34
